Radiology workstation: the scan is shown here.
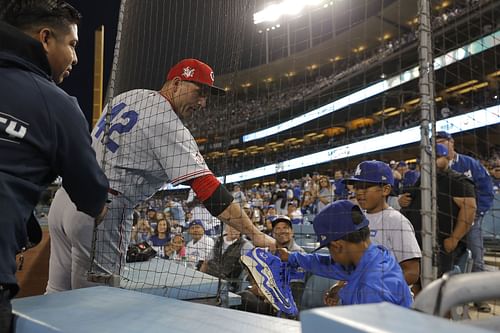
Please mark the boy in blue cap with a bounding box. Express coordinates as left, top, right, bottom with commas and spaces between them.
278, 200, 412, 307
343, 161, 421, 286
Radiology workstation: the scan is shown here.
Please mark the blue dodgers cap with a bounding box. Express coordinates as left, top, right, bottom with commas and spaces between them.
188, 219, 205, 229
436, 131, 453, 140
312, 200, 369, 251
401, 170, 420, 187
344, 160, 394, 186
436, 143, 449, 157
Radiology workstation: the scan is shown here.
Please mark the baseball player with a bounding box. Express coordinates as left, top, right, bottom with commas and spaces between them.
0, 1, 109, 331
46, 58, 276, 292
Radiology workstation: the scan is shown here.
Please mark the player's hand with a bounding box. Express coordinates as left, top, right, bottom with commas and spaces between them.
276, 248, 289, 262
443, 237, 459, 253
95, 205, 108, 226
398, 193, 412, 208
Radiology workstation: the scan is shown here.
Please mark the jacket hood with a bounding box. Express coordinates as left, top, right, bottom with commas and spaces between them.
0, 21, 52, 80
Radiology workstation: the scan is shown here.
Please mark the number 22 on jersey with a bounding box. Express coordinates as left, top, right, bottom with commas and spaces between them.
94, 102, 138, 153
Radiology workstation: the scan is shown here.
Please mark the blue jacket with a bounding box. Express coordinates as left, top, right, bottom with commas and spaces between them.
0, 22, 109, 289
450, 153, 494, 214
288, 244, 412, 307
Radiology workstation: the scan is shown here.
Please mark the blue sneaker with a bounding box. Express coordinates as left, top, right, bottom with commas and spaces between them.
241, 248, 298, 316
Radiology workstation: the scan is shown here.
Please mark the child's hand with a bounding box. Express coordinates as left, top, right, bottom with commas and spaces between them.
276, 248, 289, 261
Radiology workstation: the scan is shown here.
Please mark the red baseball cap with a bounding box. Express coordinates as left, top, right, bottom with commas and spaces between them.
166, 58, 225, 95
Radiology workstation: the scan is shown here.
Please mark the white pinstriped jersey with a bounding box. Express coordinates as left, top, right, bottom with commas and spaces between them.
92, 89, 212, 204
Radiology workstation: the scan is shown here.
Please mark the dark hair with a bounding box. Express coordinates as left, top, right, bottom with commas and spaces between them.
339, 208, 370, 243
155, 219, 171, 236
1, 0, 81, 34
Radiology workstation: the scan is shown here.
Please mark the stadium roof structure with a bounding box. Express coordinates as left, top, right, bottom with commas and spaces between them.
215, 0, 417, 91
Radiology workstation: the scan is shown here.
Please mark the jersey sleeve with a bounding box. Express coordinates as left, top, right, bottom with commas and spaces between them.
143, 100, 212, 186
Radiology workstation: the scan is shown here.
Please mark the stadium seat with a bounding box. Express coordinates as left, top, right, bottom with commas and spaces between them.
300, 273, 338, 310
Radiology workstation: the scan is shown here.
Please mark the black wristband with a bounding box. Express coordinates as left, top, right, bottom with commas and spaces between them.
203, 184, 234, 217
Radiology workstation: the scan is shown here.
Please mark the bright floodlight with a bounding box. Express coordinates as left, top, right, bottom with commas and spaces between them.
254, 0, 326, 24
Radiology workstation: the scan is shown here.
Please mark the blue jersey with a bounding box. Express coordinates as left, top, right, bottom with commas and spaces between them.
288, 244, 412, 307
450, 153, 494, 214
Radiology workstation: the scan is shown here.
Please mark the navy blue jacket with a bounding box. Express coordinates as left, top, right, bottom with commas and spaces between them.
450, 153, 494, 214
0, 22, 108, 290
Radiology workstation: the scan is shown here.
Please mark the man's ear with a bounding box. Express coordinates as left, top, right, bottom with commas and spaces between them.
37, 28, 52, 52
171, 76, 182, 93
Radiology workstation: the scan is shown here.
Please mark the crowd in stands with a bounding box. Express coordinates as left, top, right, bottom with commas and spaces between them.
206, 86, 497, 177
127, 143, 497, 315
123, 0, 497, 315
186, 0, 483, 138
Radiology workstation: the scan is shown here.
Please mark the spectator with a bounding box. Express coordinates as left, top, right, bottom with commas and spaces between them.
200, 225, 253, 292
277, 200, 412, 307
168, 198, 185, 228
400, 144, 476, 277
492, 166, 500, 194
287, 202, 303, 224
272, 178, 294, 215
264, 205, 277, 234
130, 219, 152, 244
344, 161, 421, 285
300, 190, 317, 223
164, 234, 187, 260
292, 179, 302, 201
149, 218, 171, 257
317, 175, 334, 212
232, 183, 246, 205
146, 208, 157, 229
191, 202, 221, 237
186, 220, 215, 269
272, 216, 306, 309
332, 170, 349, 200
436, 131, 494, 313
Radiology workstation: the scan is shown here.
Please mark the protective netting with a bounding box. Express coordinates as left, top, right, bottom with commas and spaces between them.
85, 0, 499, 321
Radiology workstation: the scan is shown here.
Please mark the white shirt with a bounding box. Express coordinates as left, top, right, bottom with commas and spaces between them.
186, 234, 215, 263
365, 207, 422, 263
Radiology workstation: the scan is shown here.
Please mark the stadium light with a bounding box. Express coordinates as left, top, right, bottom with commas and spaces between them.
253, 0, 326, 25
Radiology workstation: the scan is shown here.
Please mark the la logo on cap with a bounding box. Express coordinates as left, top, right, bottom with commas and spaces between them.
182, 67, 195, 78
320, 235, 327, 241
355, 165, 362, 176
